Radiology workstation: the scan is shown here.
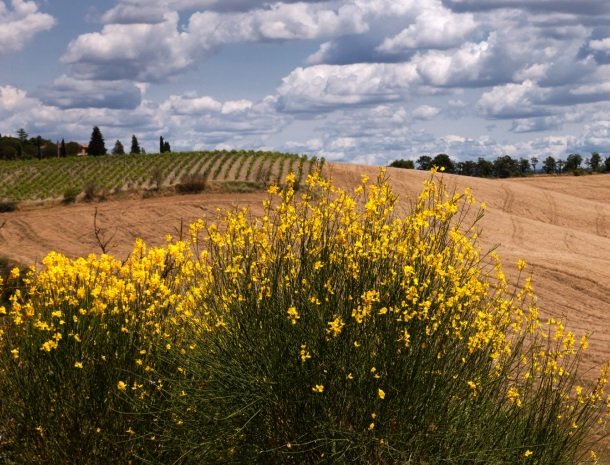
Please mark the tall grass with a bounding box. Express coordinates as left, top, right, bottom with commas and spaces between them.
0, 169, 607, 464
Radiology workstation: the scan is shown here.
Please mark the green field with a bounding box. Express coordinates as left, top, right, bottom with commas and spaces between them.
0, 150, 321, 204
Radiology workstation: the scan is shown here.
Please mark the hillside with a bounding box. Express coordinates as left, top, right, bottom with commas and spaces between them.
1, 163, 609, 375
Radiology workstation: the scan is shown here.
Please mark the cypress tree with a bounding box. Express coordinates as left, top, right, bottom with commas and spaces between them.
112, 140, 125, 155
60, 139, 67, 157
160, 136, 164, 154
88, 126, 107, 156
163, 141, 171, 153
130, 135, 141, 154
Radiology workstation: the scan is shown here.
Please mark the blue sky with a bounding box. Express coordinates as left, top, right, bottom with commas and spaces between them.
1, 0, 610, 165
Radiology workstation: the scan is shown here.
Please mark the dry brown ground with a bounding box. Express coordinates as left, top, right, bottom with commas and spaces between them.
1, 163, 609, 377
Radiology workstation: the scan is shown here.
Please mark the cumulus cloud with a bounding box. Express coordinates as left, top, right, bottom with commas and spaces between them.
276, 62, 420, 112
377, 5, 477, 52
477, 80, 551, 118
185, 3, 367, 45
0, 85, 38, 114
0, 0, 55, 56
61, 12, 193, 82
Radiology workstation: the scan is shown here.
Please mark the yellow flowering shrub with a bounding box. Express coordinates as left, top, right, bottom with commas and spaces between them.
0, 169, 607, 465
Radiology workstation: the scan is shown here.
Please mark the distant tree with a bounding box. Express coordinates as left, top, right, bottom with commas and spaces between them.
16, 128, 28, 143
530, 157, 538, 173
542, 156, 556, 174
35, 136, 42, 160
141, 147, 146, 154
605, 156, 610, 173
476, 158, 494, 177
493, 155, 519, 178
88, 126, 107, 156
564, 153, 582, 172
389, 159, 415, 169
556, 159, 565, 174
162, 141, 171, 153
65, 141, 81, 156
160, 136, 164, 154
456, 160, 477, 176
519, 157, 531, 176
60, 139, 67, 157
432, 153, 455, 173
130, 135, 141, 154
112, 140, 125, 155
416, 155, 432, 170
587, 152, 601, 171
42, 141, 58, 159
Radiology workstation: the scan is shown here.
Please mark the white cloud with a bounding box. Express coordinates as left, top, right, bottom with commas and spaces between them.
63, 2, 368, 83
477, 80, 550, 118
378, 5, 477, 52
61, 12, 193, 82
0, 85, 38, 114
588, 38, 610, 52
412, 105, 441, 120
414, 37, 494, 87
0, 0, 55, 56
186, 2, 367, 45
276, 63, 420, 112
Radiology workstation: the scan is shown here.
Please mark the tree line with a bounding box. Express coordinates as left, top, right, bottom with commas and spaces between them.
0, 127, 172, 160
390, 152, 610, 177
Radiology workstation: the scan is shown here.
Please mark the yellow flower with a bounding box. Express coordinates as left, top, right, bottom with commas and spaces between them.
312, 384, 324, 393
74, 361, 83, 369
523, 449, 533, 458
326, 316, 345, 337
516, 259, 527, 271
299, 345, 312, 363
117, 380, 128, 391
10, 348, 19, 360
368, 422, 375, 431
378, 388, 386, 400
287, 306, 300, 325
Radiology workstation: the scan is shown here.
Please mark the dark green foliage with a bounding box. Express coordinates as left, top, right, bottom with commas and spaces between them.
16, 128, 28, 143
564, 154, 582, 172
588, 152, 601, 172
130, 135, 140, 154
493, 155, 520, 178
432, 153, 455, 173
111, 140, 125, 155
60, 139, 67, 157
416, 155, 432, 170
88, 127, 107, 156
543, 156, 556, 174
389, 159, 415, 169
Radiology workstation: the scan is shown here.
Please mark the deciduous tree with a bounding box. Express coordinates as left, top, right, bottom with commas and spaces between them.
543, 156, 556, 174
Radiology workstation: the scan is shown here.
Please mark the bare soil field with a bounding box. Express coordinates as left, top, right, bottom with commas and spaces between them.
1, 163, 609, 375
